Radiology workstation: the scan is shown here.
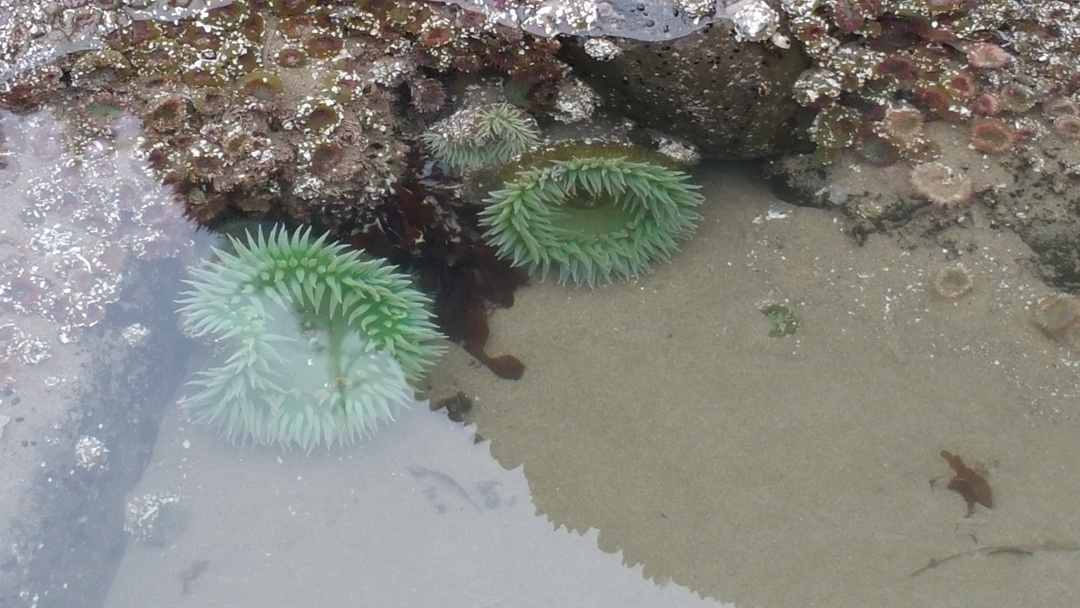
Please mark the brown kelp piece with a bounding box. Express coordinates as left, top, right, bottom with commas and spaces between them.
940, 450, 992, 514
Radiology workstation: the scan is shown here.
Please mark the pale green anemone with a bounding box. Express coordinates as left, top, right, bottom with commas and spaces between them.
177, 225, 445, 451
420, 102, 539, 168
478, 142, 703, 286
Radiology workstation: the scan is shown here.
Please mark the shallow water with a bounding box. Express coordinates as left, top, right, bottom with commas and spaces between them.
429, 162, 1080, 607
2, 59, 1080, 608
102, 162, 1080, 608
104, 396, 729, 607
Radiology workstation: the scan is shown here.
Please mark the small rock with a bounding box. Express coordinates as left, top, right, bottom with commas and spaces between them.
75, 435, 109, 470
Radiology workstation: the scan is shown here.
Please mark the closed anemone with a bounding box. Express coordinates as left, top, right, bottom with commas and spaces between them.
479, 142, 703, 286
177, 225, 446, 451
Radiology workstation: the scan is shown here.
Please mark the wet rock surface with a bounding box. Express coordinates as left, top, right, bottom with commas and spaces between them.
762, 121, 1080, 293
561, 20, 810, 159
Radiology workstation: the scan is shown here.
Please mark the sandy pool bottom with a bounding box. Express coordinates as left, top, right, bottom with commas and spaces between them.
432, 163, 1080, 607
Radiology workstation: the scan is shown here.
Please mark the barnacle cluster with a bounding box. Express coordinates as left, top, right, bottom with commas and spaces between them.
785, 0, 1080, 167
1, 0, 567, 230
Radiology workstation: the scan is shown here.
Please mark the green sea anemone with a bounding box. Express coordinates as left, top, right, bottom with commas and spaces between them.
420, 102, 539, 169
177, 225, 445, 452
760, 303, 798, 337
478, 142, 703, 286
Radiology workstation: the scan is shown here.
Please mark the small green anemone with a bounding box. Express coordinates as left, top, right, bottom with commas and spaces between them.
177, 225, 445, 451
478, 142, 703, 286
420, 102, 539, 168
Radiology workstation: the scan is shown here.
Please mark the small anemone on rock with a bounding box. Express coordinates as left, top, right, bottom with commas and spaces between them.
970, 117, 1016, 154
478, 141, 703, 286
177, 225, 446, 452
420, 102, 539, 169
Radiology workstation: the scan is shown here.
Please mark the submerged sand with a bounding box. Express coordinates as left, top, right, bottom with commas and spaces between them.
105, 162, 1080, 607
432, 162, 1080, 607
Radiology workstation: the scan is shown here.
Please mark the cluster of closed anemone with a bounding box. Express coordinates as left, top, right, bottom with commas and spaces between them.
479, 142, 703, 286
177, 225, 445, 452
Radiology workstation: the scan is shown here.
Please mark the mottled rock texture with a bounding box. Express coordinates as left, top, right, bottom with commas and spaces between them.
561, 23, 810, 160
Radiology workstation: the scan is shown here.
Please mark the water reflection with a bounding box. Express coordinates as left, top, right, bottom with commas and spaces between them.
105, 402, 730, 607
0, 109, 192, 346
0, 107, 199, 608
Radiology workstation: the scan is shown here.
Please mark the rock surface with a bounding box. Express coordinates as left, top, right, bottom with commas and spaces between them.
561, 20, 810, 159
